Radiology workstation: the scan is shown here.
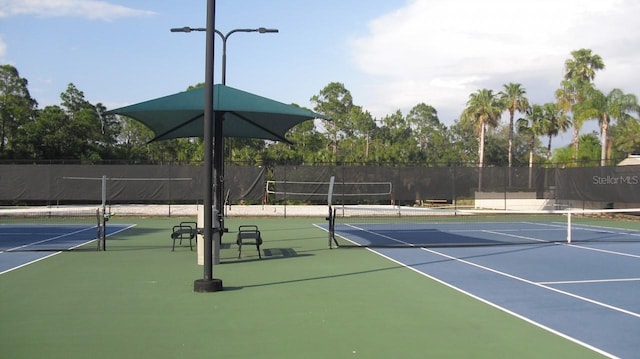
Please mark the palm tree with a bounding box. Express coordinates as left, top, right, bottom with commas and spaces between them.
558, 49, 605, 161
540, 102, 571, 159
462, 89, 502, 190
577, 88, 639, 166
564, 49, 605, 83
517, 104, 546, 187
498, 83, 529, 173
611, 116, 640, 155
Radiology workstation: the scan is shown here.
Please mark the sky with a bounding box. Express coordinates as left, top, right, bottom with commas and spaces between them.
2, 0, 640, 146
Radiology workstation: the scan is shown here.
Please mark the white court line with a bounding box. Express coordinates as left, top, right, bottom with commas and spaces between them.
0, 252, 61, 275
540, 277, 640, 285
3, 226, 98, 252
565, 243, 640, 259
572, 222, 640, 236
367, 248, 617, 358
418, 245, 640, 319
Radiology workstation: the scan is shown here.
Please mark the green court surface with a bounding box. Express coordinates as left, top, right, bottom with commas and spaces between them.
0, 217, 603, 359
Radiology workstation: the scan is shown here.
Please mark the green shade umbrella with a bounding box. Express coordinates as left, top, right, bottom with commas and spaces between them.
106, 84, 326, 143
107, 83, 327, 292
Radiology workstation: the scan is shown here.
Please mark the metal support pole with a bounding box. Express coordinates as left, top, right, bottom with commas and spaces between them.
213, 110, 224, 261
194, 0, 222, 293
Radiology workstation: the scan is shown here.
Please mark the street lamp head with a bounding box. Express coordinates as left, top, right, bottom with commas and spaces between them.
170, 27, 192, 33
170, 27, 206, 33
257, 28, 279, 34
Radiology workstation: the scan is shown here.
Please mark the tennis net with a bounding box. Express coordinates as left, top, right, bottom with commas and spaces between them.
327, 205, 640, 248
0, 207, 106, 252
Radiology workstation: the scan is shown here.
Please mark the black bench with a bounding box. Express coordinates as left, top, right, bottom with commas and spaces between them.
236, 225, 263, 259
171, 221, 197, 251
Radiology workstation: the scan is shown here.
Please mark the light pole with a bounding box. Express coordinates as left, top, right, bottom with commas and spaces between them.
171, 26, 278, 233
170, 26, 279, 85
171, 22, 277, 293
192, 0, 219, 293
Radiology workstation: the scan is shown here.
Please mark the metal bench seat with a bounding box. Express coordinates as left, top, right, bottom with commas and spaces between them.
236, 225, 262, 259
171, 221, 197, 251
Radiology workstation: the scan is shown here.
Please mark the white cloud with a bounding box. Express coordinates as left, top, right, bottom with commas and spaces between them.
351, 0, 640, 123
0, 0, 156, 21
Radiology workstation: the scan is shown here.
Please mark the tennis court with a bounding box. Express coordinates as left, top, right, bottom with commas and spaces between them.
3, 214, 635, 358
0, 207, 133, 274
324, 206, 640, 358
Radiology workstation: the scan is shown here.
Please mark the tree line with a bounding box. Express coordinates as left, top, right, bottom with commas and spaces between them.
1, 48, 639, 167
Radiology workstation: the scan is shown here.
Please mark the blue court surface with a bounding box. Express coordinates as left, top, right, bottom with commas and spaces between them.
0, 223, 133, 274
328, 220, 640, 358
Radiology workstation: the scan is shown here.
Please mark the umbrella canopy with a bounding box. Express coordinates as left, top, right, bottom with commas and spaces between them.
106, 84, 326, 143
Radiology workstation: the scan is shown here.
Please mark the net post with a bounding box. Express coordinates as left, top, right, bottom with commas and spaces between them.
101, 175, 107, 251
327, 205, 334, 249
96, 208, 102, 251
102, 209, 107, 251
327, 176, 335, 249
566, 211, 572, 244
